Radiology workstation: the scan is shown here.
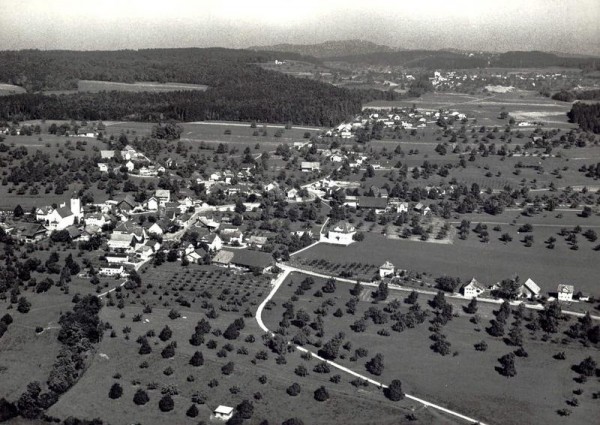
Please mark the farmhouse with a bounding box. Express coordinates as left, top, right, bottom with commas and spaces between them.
557, 284, 574, 302
99, 265, 124, 276
105, 252, 128, 264
320, 220, 356, 246
301, 161, 320, 172
379, 261, 395, 278
11, 222, 46, 242
213, 405, 234, 421
357, 196, 388, 213
462, 278, 486, 298
230, 249, 274, 273
100, 150, 115, 160
212, 250, 235, 267
520, 278, 541, 299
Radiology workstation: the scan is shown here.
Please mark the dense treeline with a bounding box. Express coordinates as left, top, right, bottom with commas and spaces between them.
552, 89, 600, 102
568, 102, 600, 133
0, 81, 392, 126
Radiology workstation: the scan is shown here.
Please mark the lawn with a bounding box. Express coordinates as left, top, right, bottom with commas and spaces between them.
262, 272, 600, 425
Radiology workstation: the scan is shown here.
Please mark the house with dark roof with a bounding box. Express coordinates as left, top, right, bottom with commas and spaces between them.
230, 249, 274, 273
357, 196, 388, 213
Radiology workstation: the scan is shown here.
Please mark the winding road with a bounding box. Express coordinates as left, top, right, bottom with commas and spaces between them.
255, 264, 489, 425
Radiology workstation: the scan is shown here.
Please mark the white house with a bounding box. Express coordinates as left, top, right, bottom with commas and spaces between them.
379, 261, 395, 278
320, 221, 356, 246
146, 197, 158, 211
99, 265, 124, 276
213, 405, 234, 421
84, 212, 108, 228
287, 188, 299, 200
462, 278, 486, 298
125, 160, 135, 172
97, 163, 109, 172
557, 284, 574, 302
155, 189, 171, 205
301, 161, 320, 172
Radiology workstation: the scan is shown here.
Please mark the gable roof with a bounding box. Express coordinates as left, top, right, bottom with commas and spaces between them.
56, 206, 73, 219
464, 277, 486, 291
230, 249, 274, 270
357, 196, 388, 209
522, 278, 541, 295
557, 284, 574, 294
331, 221, 355, 234
212, 250, 235, 265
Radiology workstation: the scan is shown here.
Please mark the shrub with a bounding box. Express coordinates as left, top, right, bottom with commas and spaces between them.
314, 386, 329, 402
286, 383, 301, 396
386, 379, 404, 401
158, 395, 174, 412
221, 362, 234, 375
190, 351, 204, 367
186, 404, 199, 418
133, 389, 149, 405
108, 383, 123, 399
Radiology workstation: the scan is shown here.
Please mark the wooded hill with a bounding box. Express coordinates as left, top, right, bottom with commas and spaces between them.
0, 48, 396, 126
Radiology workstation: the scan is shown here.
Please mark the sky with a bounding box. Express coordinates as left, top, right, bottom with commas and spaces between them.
0, 0, 598, 55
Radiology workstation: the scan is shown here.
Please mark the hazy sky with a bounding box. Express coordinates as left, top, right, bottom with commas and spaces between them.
0, 0, 598, 55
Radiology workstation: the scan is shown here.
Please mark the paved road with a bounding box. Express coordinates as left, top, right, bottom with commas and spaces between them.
255, 265, 489, 425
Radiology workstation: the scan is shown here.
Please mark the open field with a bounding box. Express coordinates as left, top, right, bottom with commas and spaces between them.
364, 90, 577, 129
296, 231, 600, 296
78, 80, 209, 93
263, 272, 600, 425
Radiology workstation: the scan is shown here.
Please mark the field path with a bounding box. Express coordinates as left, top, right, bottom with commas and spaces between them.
255, 265, 490, 425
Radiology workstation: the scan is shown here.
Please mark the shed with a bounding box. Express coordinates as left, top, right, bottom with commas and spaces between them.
214, 405, 234, 420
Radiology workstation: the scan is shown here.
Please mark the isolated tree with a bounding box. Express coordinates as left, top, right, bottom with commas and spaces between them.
377, 281, 389, 301
186, 403, 199, 417
189, 351, 204, 367
159, 325, 173, 342
133, 389, 149, 405
221, 361, 234, 375
314, 386, 329, 402
576, 357, 597, 377
158, 395, 174, 412
161, 342, 177, 359
488, 319, 505, 337
405, 290, 418, 305
287, 383, 301, 396
108, 383, 123, 399
498, 353, 517, 377
236, 399, 254, 419
464, 298, 478, 314
386, 379, 404, 401
366, 353, 385, 376
322, 278, 336, 294
17, 297, 31, 314
138, 339, 152, 355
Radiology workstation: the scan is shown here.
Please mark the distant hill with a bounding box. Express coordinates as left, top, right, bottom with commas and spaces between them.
324, 49, 599, 70
249, 39, 396, 58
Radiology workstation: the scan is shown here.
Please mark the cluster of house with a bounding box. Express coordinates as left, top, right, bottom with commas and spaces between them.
377, 261, 585, 303
98, 145, 164, 176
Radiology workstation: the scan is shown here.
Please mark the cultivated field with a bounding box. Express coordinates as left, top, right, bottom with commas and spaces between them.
77, 80, 209, 93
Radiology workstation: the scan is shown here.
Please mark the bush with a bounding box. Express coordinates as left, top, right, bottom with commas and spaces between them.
158, 395, 174, 412
385, 379, 404, 401
221, 362, 234, 375
133, 389, 149, 405
108, 383, 123, 399
159, 325, 172, 341
190, 351, 204, 367
286, 383, 301, 396
314, 386, 329, 402
186, 403, 199, 417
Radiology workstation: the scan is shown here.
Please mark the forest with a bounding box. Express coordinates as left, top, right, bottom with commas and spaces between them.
0, 48, 396, 126
568, 102, 600, 133
552, 89, 600, 102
